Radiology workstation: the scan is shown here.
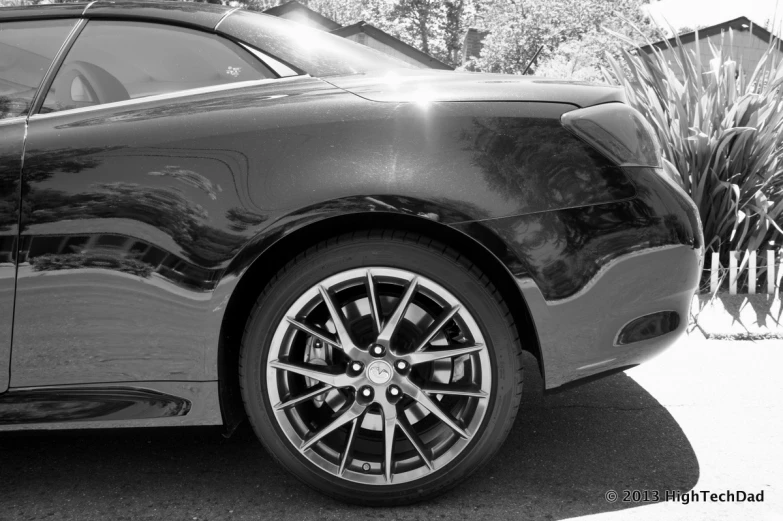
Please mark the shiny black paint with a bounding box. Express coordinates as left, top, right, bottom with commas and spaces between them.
83, 1, 228, 31
471, 167, 700, 301
12, 75, 639, 388
0, 3, 704, 428
0, 1, 225, 30
472, 165, 703, 387
0, 120, 22, 393
0, 386, 190, 424
322, 69, 626, 106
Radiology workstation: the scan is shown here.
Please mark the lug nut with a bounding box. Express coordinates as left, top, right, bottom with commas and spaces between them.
347, 361, 364, 377
357, 385, 374, 405
386, 384, 403, 404
370, 344, 385, 357
395, 360, 408, 371
357, 386, 374, 404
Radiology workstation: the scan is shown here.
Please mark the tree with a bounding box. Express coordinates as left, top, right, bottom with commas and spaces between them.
306, 0, 478, 67
304, 0, 392, 25
466, 0, 655, 80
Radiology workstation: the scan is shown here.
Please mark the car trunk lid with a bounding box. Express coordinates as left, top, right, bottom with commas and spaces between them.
321, 69, 625, 107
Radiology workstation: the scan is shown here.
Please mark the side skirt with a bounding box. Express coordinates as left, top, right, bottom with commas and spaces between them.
0, 381, 222, 431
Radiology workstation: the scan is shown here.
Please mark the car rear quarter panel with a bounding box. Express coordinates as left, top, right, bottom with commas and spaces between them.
13, 76, 656, 391
466, 166, 703, 387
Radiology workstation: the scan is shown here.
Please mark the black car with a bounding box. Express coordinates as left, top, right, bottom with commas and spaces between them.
0, 1, 703, 505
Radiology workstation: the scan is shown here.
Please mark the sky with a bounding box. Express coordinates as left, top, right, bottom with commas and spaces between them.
645, 0, 783, 33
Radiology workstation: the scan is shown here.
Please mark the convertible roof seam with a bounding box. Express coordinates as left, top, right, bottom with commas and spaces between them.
214, 6, 240, 31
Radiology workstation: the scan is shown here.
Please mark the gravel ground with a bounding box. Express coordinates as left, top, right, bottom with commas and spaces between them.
1, 335, 780, 521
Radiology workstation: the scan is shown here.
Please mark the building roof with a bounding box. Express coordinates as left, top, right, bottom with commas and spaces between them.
640, 16, 783, 53
262, 0, 341, 31
332, 21, 453, 70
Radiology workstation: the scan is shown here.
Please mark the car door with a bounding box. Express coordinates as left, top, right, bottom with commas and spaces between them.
10, 19, 288, 388
0, 18, 77, 393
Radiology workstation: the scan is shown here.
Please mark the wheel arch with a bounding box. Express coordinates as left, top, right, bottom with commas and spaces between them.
217, 210, 542, 434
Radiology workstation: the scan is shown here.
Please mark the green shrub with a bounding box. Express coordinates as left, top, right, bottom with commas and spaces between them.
603, 23, 783, 257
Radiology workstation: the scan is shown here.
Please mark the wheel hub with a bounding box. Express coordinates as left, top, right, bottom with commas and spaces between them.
366, 360, 392, 385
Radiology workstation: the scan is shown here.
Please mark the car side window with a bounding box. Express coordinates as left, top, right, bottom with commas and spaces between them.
0, 19, 76, 120
41, 21, 276, 114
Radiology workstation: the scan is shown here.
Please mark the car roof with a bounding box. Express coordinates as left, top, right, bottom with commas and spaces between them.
0, 1, 233, 31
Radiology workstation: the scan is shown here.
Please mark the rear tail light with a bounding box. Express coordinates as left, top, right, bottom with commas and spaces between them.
561, 103, 662, 168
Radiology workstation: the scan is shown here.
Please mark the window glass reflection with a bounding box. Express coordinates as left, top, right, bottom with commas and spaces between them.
0, 19, 76, 119
42, 21, 277, 113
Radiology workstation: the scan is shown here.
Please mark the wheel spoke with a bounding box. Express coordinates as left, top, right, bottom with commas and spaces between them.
404, 343, 484, 365
412, 305, 461, 353
338, 414, 362, 476
381, 402, 397, 483
274, 384, 333, 411
365, 270, 383, 335
403, 382, 470, 439
397, 412, 434, 471
269, 359, 351, 388
286, 317, 341, 350
317, 285, 359, 358
377, 277, 418, 345
420, 383, 487, 398
301, 401, 365, 451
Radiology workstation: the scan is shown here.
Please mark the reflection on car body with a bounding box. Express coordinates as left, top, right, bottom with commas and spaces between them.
0, 1, 703, 506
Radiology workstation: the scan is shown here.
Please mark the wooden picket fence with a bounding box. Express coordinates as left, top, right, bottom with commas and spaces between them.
707, 250, 783, 295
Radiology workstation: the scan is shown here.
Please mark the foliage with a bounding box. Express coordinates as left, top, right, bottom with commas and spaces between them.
305, 0, 477, 67
604, 25, 783, 254
2, 0, 650, 72
465, 0, 655, 80
300, 0, 390, 25
303, 0, 650, 73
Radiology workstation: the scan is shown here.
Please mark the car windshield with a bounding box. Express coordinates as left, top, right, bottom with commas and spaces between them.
219, 10, 417, 77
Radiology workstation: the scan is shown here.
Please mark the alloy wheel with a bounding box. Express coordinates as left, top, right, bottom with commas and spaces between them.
265, 267, 492, 485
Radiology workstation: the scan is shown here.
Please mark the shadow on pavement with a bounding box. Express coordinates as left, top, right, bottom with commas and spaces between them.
0, 356, 699, 521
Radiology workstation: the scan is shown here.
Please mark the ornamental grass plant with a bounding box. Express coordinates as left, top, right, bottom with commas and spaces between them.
603, 22, 783, 292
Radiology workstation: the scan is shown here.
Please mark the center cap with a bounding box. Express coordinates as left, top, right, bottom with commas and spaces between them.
366, 360, 393, 385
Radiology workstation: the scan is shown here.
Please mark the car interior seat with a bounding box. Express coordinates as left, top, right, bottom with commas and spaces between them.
49, 61, 130, 110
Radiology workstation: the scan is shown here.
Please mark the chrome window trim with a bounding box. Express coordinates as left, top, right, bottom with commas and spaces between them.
28, 74, 309, 121
214, 6, 240, 32
28, 18, 86, 116
0, 116, 27, 127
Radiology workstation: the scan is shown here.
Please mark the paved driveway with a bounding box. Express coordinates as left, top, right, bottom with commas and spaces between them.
1, 334, 780, 521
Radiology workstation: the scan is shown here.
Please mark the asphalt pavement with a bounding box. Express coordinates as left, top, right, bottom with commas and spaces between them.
1, 334, 781, 521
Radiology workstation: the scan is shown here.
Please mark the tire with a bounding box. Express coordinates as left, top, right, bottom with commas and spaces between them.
239, 229, 523, 505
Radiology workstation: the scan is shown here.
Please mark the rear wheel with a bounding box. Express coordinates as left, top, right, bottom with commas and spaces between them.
239, 230, 523, 505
